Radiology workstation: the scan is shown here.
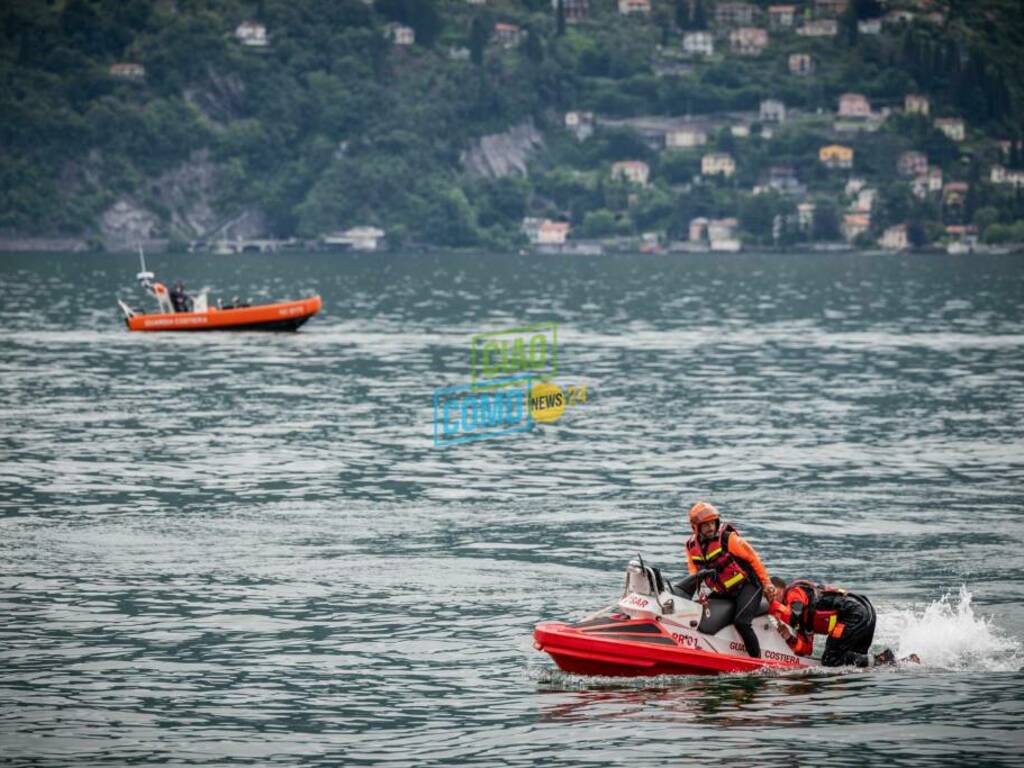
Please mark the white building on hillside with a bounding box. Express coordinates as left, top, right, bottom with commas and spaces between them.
235, 21, 268, 46
682, 31, 714, 56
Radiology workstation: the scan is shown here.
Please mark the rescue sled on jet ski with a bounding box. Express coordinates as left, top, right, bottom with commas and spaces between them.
117, 249, 320, 332
533, 558, 818, 677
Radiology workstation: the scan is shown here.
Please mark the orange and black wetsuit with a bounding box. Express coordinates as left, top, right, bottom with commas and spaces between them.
685, 523, 773, 658
769, 580, 877, 667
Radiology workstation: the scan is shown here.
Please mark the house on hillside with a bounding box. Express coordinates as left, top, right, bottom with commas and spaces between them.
912, 168, 943, 199
323, 226, 386, 251
689, 217, 709, 242
564, 111, 595, 141
553, 0, 589, 22
819, 144, 854, 168
730, 27, 769, 55
789, 53, 814, 75
838, 92, 871, 119
702, 152, 736, 177
109, 63, 145, 79
536, 220, 570, 245
858, 18, 881, 34
611, 161, 650, 186
760, 99, 786, 123
991, 165, 1024, 187
797, 202, 816, 231
493, 23, 522, 47
618, 0, 651, 13
235, 21, 268, 47
708, 218, 741, 251
905, 94, 930, 115
797, 19, 837, 36
935, 117, 965, 141
665, 126, 708, 148
879, 224, 909, 250
768, 4, 798, 28
813, 0, 847, 17
682, 31, 714, 56
854, 187, 876, 213
843, 213, 871, 241
384, 23, 415, 45
716, 2, 757, 26
943, 181, 968, 205
764, 165, 804, 195
898, 151, 929, 177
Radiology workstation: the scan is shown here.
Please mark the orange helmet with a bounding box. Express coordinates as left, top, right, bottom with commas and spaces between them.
688, 501, 720, 532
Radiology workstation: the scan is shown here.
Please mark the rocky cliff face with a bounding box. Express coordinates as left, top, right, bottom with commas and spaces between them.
461, 119, 544, 179
97, 149, 265, 251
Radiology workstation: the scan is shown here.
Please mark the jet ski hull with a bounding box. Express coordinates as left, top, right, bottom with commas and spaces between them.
124, 296, 321, 332
535, 619, 809, 677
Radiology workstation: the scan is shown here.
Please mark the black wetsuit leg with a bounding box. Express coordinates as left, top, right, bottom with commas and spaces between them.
732, 581, 763, 658
821, 594, 876, 667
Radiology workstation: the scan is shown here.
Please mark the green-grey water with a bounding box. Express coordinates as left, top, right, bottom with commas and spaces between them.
1, 250, 1022, 766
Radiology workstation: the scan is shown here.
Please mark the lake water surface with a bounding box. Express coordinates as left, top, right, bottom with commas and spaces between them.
1, 250, 1022, 766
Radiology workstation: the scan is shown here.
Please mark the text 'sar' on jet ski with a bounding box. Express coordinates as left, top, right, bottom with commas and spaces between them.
116, 246, 321, 332
534, 557, 816, 677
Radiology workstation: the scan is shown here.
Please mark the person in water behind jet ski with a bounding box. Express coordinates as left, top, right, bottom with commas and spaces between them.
768, 576, 920, 667
683, 501, 778, 659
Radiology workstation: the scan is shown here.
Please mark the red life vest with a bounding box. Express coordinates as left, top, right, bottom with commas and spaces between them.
785, 579, 849, 636
686, 522, 749, 594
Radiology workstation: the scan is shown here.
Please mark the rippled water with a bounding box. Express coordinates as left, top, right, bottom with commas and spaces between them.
1, 250, 1022, 766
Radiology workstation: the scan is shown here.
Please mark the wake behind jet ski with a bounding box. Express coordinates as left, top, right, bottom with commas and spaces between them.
117, 248, 320, 332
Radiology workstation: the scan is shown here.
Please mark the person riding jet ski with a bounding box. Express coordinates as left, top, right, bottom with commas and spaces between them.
768, 577, 919, 667
682, 501, 777, 659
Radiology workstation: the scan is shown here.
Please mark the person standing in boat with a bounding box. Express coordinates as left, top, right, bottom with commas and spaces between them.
169, 281, 193, 313
684, 501, 777, 658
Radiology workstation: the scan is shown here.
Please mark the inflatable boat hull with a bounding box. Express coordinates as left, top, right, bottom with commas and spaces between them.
125, 296, 321, 332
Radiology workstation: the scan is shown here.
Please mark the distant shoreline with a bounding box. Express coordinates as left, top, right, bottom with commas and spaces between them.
0, 236, 1020, 257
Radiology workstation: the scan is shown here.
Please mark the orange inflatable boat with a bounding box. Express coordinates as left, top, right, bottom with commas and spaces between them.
121, 295, 322, 332
118, 252, 321, 331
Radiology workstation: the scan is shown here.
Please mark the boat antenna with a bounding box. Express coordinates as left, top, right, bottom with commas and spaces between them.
137, 242, 147, 274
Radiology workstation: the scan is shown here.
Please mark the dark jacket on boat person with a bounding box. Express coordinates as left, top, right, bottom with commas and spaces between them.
769, 579, 877, 667
169, 282, 192, 313
684, 501, 776, 659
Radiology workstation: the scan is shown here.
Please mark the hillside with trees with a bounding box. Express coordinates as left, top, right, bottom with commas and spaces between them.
2, 0, 1024, 251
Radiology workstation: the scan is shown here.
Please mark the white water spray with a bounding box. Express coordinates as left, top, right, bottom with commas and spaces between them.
878, 586, 1021, 672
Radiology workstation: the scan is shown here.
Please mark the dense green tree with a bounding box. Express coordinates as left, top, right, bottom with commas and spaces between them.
812, 201, 841, 241
375, 0, 443, 47
469, 15, 489, 66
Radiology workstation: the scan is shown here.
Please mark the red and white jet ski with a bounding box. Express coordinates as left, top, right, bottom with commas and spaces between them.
534, 558, 817, 677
